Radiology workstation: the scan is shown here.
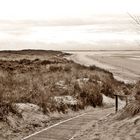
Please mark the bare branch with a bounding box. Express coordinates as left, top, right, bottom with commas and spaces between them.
127, 12, 140, 25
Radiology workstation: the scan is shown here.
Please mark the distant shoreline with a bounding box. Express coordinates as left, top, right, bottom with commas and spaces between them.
0, 49, 140, 52
67, 51, 140, 83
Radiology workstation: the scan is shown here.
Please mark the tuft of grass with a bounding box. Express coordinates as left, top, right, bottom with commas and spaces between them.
49, 65, 63, 72
125, 101, 140, 116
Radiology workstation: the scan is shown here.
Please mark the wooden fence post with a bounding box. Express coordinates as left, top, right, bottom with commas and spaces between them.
114, 94, 128, 113
115, 95, 118, 113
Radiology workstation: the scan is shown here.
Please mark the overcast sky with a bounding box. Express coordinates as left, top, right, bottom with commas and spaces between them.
0, 0, 140, 50
0, 0, 139, 20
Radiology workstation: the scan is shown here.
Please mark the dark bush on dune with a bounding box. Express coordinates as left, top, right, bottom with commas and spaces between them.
41, 60, 52, 65
49, 65, 63, 72
101, 83, 114, 98
74, 82, 103, 107
74, 63, 87, 70
19, 59, 31, 65
63, 65, 72, 72
89, 65, 97, 70
89, 65, 114, 77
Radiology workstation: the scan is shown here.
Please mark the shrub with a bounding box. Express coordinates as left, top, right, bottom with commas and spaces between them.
101, 82, 114, 98
41, 60, 52, 65
49, 65, 63, 72
19, 59, 31, 65
135, 91, 140, 101
63, 65, 71, 72
74, 82, 103, 107
89, 65, 97, 70
125, 101, 140, 116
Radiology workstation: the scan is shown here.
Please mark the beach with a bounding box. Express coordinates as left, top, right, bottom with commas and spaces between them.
67, 50, 140, 83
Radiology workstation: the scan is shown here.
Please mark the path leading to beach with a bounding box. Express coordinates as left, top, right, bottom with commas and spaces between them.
23, 108, 113, 140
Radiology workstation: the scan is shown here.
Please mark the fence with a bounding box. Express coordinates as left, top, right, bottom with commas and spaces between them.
114, 94, 128, 113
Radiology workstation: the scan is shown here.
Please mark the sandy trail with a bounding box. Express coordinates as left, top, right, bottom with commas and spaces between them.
68, 51, 140, 83
23, 108, 113, 140
22, 95, 124, 140
72, 111, 140, 140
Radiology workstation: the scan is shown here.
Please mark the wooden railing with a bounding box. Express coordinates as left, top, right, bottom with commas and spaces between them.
114, 94, 128, 113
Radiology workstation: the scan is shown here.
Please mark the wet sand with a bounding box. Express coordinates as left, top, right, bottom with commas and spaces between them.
67, 50, 140, 83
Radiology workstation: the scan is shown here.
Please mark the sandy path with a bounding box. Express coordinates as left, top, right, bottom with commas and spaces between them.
23, 108, 113, 140
72, 111, 140, 140
68, 51, 140, 83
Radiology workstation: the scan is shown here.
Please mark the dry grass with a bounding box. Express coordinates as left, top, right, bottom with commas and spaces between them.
115, 89, 140, 120
73, 81, 103, 108
0, 50, 129, 120
125, 101, 140, 116
0, 50, 140, 140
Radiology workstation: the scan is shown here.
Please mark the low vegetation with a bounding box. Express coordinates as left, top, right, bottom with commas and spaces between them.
0, 51, 124, 115
0, 50, 139, 139
0, 59, 126, 118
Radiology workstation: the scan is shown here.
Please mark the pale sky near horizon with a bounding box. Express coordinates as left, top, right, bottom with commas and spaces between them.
0, 0, 140, 50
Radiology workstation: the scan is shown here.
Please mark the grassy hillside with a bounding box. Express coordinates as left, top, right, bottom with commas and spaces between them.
0, 50, 135, 139
0, 50, 128, 116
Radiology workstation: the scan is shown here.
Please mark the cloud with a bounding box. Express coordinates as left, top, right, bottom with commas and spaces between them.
0, 0, 139, 20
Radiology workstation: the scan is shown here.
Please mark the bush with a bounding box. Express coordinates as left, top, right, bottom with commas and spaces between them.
74, 82, 103, 107
63, 65, 71, 72
49, 65, 63, 72
101, 82, 114, 98
125, 101, 140, 116
19, 59, 31, 65
41, 60, 51, 65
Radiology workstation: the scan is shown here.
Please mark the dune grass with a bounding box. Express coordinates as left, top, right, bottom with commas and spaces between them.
0, 50, 133, 121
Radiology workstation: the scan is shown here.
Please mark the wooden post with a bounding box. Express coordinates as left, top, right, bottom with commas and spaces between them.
114, 94, 128, 113
115, 95, 118, 113
125, 96, 128, 106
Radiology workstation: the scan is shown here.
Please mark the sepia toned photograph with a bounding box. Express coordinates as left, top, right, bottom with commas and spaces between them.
0, 0, 140, 139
